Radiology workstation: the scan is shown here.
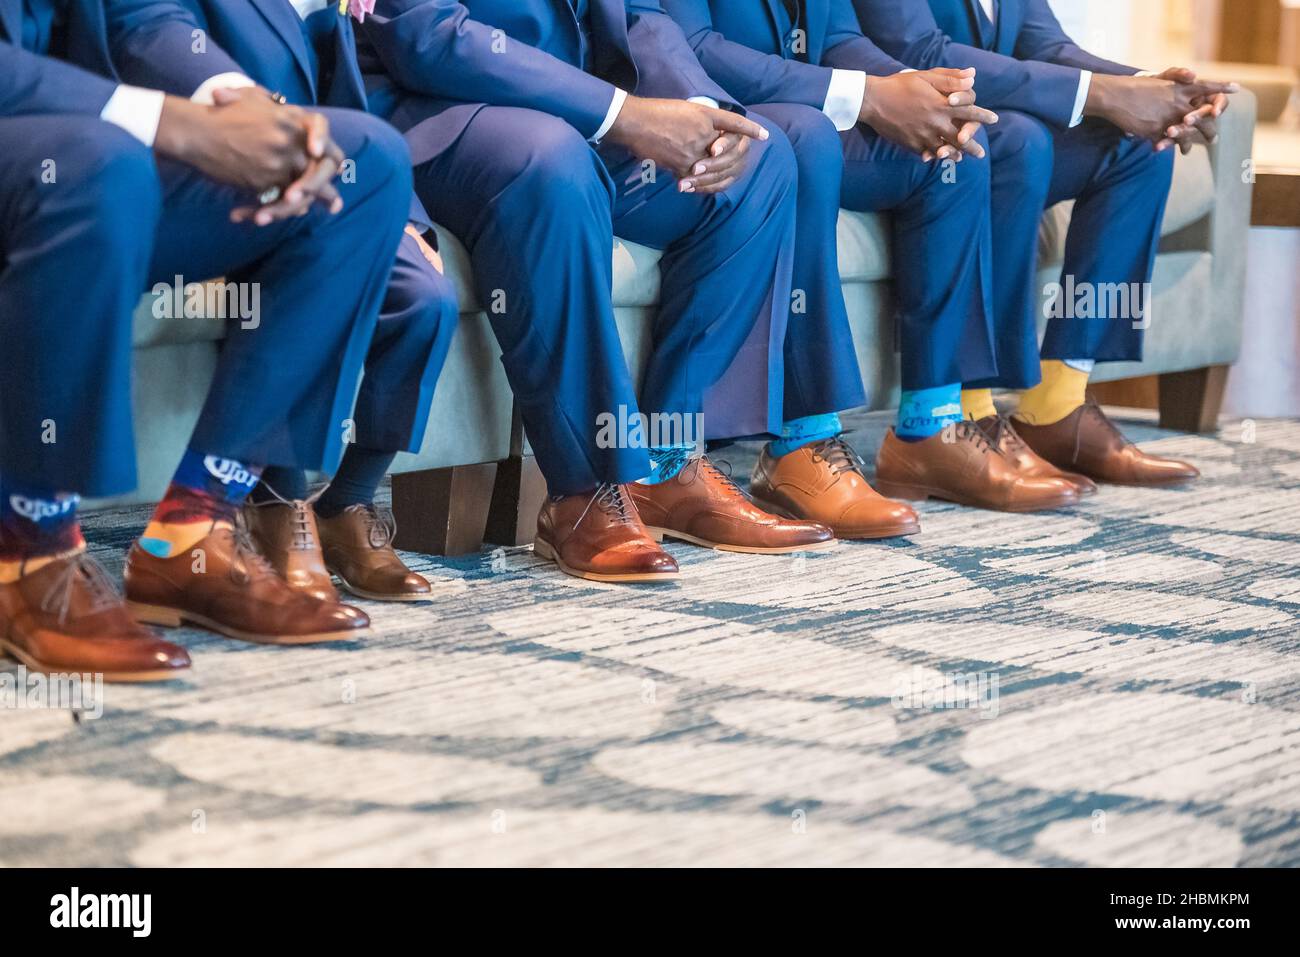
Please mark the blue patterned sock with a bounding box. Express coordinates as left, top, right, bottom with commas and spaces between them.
768, 413, 842, 457
896, 383, 963, 442
638, 445, 694, 485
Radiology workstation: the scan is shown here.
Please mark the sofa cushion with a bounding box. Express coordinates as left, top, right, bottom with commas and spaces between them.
835, 210, 892, 282
131, 281, 238, 349
1038, 144, 1215, 271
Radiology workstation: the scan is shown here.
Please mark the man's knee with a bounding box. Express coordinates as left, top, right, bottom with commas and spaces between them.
330, 110, 414, 207
769, 104, 843, 170
737, 116, 799, 204
393, 258, 460, 345
990, 112, 1054, 187
507, 113, 606, 198
69, 123, 162, 228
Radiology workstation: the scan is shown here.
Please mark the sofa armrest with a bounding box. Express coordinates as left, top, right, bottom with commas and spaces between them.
1204, 88, 1258, 366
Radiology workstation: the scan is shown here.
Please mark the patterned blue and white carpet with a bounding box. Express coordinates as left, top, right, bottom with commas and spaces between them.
3, 411, 1300, 867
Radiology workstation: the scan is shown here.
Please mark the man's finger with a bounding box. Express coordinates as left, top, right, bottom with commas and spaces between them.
946, 91, 977, 107
927, 72, 976, 95
708, 109, 769, 141
950, 106, 1000, 125
304, 113, 330, 159
211, 86, 250, 107
693, 176, 738, 195
954, 126, 986, 159
1185, 80, 1241, 98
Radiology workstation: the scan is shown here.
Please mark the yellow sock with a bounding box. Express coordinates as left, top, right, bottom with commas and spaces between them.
1015, 360, 1090, 426
960, 388, 998, 421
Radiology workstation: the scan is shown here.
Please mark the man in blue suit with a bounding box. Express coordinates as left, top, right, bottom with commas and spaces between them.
0, 0, 416, 675
852, 0, 1235, 486
662, 0, 1087, 521
358, 0, 836, 583
121, 0, 460, 604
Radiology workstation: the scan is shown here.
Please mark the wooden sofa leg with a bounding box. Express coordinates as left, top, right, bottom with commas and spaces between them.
391, 463, 497, 556
1158, 365, 1229, 433
485, 454, 549, 547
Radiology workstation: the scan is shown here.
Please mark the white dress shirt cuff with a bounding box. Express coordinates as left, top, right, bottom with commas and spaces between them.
191, 72, 258, 106
100, 85, 167, 147
687, 95, 720, 109
591, 87, 628, 144
823, 69, 867, 132
1069, 69, 1093, 128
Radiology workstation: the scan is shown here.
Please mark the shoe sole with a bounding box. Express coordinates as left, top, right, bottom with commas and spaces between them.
873, 481, 1079, 514
335, 578, 432, 603
749, 495, 920, 541
644, 526, 837, 554
533, 537, 678, 583
0, 637, 189, 684
126, 602, 364, 646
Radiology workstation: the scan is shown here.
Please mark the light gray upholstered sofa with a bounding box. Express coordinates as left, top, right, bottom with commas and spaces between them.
113, 90, 1257, 552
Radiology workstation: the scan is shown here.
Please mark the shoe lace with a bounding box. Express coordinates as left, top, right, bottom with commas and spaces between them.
228, 511, 280, 586
684, 454, 754, 503
574, 482, 638, 530
978, 413, 1027, 453
251, 480, 325, 552
953, 418, 1000, 456
40, 552, 122, 625
1079, 398, 1130, 451
806, 435, 868, 477
344, 503, 397, 550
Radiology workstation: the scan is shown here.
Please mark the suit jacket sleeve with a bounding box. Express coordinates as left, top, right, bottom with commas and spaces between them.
363, 0, 621, 139
1014, 0, 1136, 76
850, 0, 1084, 129
820, 0, 910, 76
0, 40, 119, 117
658, 0, 834, 108
102, 0, 246, 96
624, 0, 740, 110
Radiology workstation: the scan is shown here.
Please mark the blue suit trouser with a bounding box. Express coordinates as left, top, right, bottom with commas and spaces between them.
411, 106, 796, 495
0, 109, 412, 498
751, 105, 997, 400
968, 112, 1176, 389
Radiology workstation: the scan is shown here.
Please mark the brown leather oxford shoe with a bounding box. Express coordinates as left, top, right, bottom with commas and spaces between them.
244, 499, 339, 602
750, 437, 920, 539
124, 520, 370, 645
1014, 401, 1200, 487
318, 504, 432, 602
875, 421, 1081, 513
0, 553, 190, 682
535, 483, 679, 583
628, 455, 834, 554
976, 414, 1098, 496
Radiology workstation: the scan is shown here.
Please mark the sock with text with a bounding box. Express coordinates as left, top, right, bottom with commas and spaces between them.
638, 445, 695, 485
139, 449, 262, 558
0, 484, 83, 582
1015, 359, 1094, 426
896, 383, 963, 441
768, 413, 842, 458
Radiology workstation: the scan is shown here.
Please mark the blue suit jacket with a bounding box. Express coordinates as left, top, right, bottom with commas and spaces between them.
659, 0, 907, 110
108, 0, 368, 111
851, 0, 1136, 129
96, 0, 430, 226
358, 0, 738, 166
0, 0, 107, 115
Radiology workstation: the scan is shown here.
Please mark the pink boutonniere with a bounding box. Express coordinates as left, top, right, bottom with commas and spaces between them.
340, 0, 375, 22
